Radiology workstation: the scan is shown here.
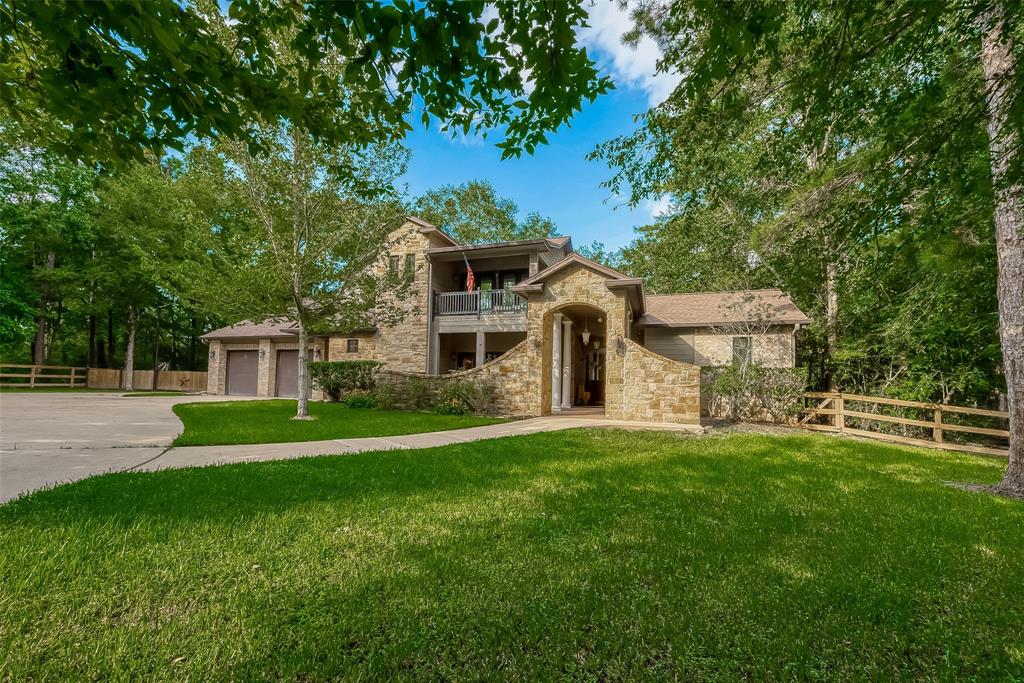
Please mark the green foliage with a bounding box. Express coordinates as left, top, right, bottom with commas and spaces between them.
434, 380, 497, 416
340, 391, 378, 409
1, 432, 1019, 679
703, 365, 806, 423
308, 361, 381, 401
598, 0, 1020, 406
413, 180, 559, 244
1, 2, 611, 162
406, 377, 431, 411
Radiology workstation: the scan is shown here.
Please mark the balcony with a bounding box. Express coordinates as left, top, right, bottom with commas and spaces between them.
434, 289, 527, 317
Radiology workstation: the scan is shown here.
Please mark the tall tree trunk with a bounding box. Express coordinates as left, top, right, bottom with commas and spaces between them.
152, 305, 161, 390
120, 304, 137, 391
87, 314, 97, 368
981, 5, 1024, 494
31, 250, 55, 365
190, 315, 198, 370
294, 319, 312, 419
825, 257, 839, 390
107, 309, 115, 368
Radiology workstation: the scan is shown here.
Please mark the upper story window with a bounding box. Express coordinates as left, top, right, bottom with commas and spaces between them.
405, 253, 415, 275
388, 255, 400, 276
732, 336, 752, 366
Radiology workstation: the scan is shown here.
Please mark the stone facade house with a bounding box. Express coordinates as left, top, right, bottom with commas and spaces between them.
202, 218, 809, 424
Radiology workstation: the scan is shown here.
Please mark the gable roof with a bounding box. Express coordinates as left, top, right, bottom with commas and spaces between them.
511, 253, 645, 313
513, 252, 634, 288
405, 215, 460, 247
636, 289, 811, 327
200, 319, 299, 341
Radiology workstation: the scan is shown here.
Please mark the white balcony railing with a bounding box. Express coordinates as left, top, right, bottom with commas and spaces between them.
434, 289, 527, 317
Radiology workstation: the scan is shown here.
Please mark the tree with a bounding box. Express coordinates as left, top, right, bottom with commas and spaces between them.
92, 160, 197, 389
597, 0, 1024, 494
0, 142, 96, 363
190, 128, 410, 419
412, 180, 558, 244
1, 1, 611, 162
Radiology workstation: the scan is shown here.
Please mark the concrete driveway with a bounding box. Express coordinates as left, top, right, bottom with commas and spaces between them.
0, 393, 240, 503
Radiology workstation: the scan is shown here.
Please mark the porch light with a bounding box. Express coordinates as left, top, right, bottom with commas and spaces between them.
581, 319, 591, 346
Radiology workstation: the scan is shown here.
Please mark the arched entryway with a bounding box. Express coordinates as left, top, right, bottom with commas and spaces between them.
542, 303, 607, 415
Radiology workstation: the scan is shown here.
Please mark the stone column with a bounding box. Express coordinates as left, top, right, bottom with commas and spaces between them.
475, 330, 486, 368
551, 312, 563, 411
561, 318, 573, 409
257, 339, 273, 397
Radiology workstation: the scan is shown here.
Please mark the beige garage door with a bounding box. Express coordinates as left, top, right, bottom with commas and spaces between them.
275, 349, 312, 398
226, 350, 258, 396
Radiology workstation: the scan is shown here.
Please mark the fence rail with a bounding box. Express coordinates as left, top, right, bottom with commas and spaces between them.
86, 368, 207, 391
798, 392, 1009, 457
0, 363, 87, 388
434, 289, 527, 317
0, 364, 206, 391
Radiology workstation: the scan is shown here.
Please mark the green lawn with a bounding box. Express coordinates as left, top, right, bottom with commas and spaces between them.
171, 399, 506, 446
2, 431, 1022, 680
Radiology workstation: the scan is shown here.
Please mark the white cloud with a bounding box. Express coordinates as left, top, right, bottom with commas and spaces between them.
645, 194, 671, 219
578, 0, 679, 107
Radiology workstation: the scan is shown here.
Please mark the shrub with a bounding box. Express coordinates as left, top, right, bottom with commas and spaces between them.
308, 361, 381, 401
340, 390, 377, 409
702, 364, 805, 423
373, 383, 399, 410
407, 377, 431, 410
433, 380, 496, 416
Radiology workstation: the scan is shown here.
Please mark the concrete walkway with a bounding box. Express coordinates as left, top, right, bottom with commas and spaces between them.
1, 392, 703, 503
140, 415, 705, 471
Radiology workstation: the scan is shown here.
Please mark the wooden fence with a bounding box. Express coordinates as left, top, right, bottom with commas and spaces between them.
0, 363, 88, 388
0, 364, 206, 391
86, 368, 207, 391
799, 392, 1010, 457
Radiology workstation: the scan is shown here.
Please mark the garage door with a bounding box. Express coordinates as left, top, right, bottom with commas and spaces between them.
275, 349, 313, 398
226, 350, 259, 396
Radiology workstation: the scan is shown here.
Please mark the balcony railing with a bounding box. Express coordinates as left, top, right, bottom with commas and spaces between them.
434, 289, 527, 317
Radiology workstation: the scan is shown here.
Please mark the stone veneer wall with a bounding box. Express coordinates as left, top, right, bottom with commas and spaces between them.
376, 341, 532, 416
521, 266, 630, 418
619, 339, 700, 424
205, 337, 327, 399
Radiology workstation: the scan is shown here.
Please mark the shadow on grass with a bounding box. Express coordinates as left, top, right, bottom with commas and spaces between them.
2, 431, 1022, 680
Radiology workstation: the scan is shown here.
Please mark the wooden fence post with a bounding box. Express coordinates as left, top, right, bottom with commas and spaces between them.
933, 408, 943, 444
29, 365, 36, 388
835, 394, 845, 433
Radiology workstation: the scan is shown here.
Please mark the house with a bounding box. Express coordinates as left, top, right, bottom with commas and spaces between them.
201, 217, 809, 423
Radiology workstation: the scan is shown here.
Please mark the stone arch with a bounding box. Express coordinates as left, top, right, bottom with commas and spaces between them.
540, 301, 609, 415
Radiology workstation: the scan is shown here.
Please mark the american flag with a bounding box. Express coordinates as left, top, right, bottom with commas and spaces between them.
463, 254, 475, 292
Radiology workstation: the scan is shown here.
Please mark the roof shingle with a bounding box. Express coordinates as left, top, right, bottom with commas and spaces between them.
636, 289, 810, 327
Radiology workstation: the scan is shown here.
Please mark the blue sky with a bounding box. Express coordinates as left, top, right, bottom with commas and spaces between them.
400, 2, 677, 251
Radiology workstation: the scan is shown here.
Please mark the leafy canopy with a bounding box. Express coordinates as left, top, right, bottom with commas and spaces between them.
413, 179, 558, 244
1, 0, 612, 162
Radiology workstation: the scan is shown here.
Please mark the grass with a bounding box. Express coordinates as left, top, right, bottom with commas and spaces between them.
2, 431, 1022, 680
171, 399, 506, 446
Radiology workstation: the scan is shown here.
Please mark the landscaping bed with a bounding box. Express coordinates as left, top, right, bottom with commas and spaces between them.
2, 431, 1022, 679
171, 399, 506, 446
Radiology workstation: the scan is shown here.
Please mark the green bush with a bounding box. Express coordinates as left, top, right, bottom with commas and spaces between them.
703, 364, 805, 422
373, 383, 399, 410
308, 361, 381, 401
341, 390, 377, 409
433, 380, 496, 416
407, 377, 431, 410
